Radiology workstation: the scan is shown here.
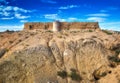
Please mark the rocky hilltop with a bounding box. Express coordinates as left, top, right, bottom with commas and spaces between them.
0, 29, 120, 83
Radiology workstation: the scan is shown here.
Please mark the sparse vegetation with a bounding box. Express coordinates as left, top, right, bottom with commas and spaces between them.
46, 30, 53, 33
57, 35, 62, 38
5, 30, 14, 34
57, 69, 82, 82
88, 30, 93, 32
100, 72, 107, 77
72, 30, 81, 33
114, 31, 120, 34
102, 30, 113, 35
9, 41, 14, 44
63, 33, 69, 36
70, 68, 76, 72
108, 54, 120, 68
108, 56, 120, 63
69, 69, 81, 81
110, 43, 120, 56
57, 70, 67, 79
72, 31, 77, 33
115, 50, 120, 56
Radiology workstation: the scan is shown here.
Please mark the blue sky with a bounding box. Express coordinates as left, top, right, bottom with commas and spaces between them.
0, 0, 120, 31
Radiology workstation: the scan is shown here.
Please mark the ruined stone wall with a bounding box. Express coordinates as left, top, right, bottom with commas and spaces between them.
24, 22, 100, 30
24, 22, 53, 30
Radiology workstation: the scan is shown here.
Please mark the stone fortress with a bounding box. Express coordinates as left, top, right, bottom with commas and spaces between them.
24, 21, 100, 31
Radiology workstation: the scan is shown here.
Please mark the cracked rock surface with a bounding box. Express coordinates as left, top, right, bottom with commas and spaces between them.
0, 30, 120, 83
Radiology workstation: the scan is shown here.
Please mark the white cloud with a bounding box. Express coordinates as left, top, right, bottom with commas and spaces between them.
0, 5, 32, 19
44, 14, 83, 22
59, 5, 79, 9
20, 20, 28, 23
86, 13, 109, 17
41, 0, 57, 4
86, 13, 109, 22
3, 6, 12, 11
15, 13, 30, 19
69, 5, 79, 8
58, 17, 80, 22
44, 14, 58, 19
0, 6, 31, 13
99, 7, 118, 13
0, 25, 23, 32
44, 14, 82, 22
100, 10, 108, 13
100, 22, 120, 31
44, 14, 67, 22
13, 6, 31, 13
58, 18, 66, 22
0, 17, 14, 20
87, 17, 106, 22
2, 11, 10, 16
61, 17, 83, 22
68, 17, 79, 21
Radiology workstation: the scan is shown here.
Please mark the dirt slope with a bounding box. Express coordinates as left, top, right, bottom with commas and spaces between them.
0, 29, 120, 83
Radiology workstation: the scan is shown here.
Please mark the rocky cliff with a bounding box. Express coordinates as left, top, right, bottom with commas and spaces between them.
0, 29, 120, 83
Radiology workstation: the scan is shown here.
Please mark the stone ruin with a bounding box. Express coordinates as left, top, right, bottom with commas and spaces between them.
24, 21, 100, 31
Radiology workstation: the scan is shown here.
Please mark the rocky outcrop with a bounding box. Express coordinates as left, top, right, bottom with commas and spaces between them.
0, 30, 120, 83
75, 38, 109, 81
0, 37, 110, 83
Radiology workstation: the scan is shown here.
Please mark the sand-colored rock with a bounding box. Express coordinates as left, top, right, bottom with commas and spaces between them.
76, 38, 109, 81
0, 29, 120, 83
98, 65, 120, 83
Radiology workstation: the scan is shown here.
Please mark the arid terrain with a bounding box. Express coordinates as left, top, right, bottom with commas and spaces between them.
0, 29, 120, 83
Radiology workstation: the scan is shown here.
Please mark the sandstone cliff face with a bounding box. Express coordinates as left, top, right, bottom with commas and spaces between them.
0, 30, 120, 83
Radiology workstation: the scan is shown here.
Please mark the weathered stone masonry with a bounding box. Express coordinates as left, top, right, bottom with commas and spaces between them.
24, 22, 100, 30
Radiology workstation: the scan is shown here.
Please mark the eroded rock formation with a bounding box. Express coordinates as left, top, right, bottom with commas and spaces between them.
0, 29, 120, 83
